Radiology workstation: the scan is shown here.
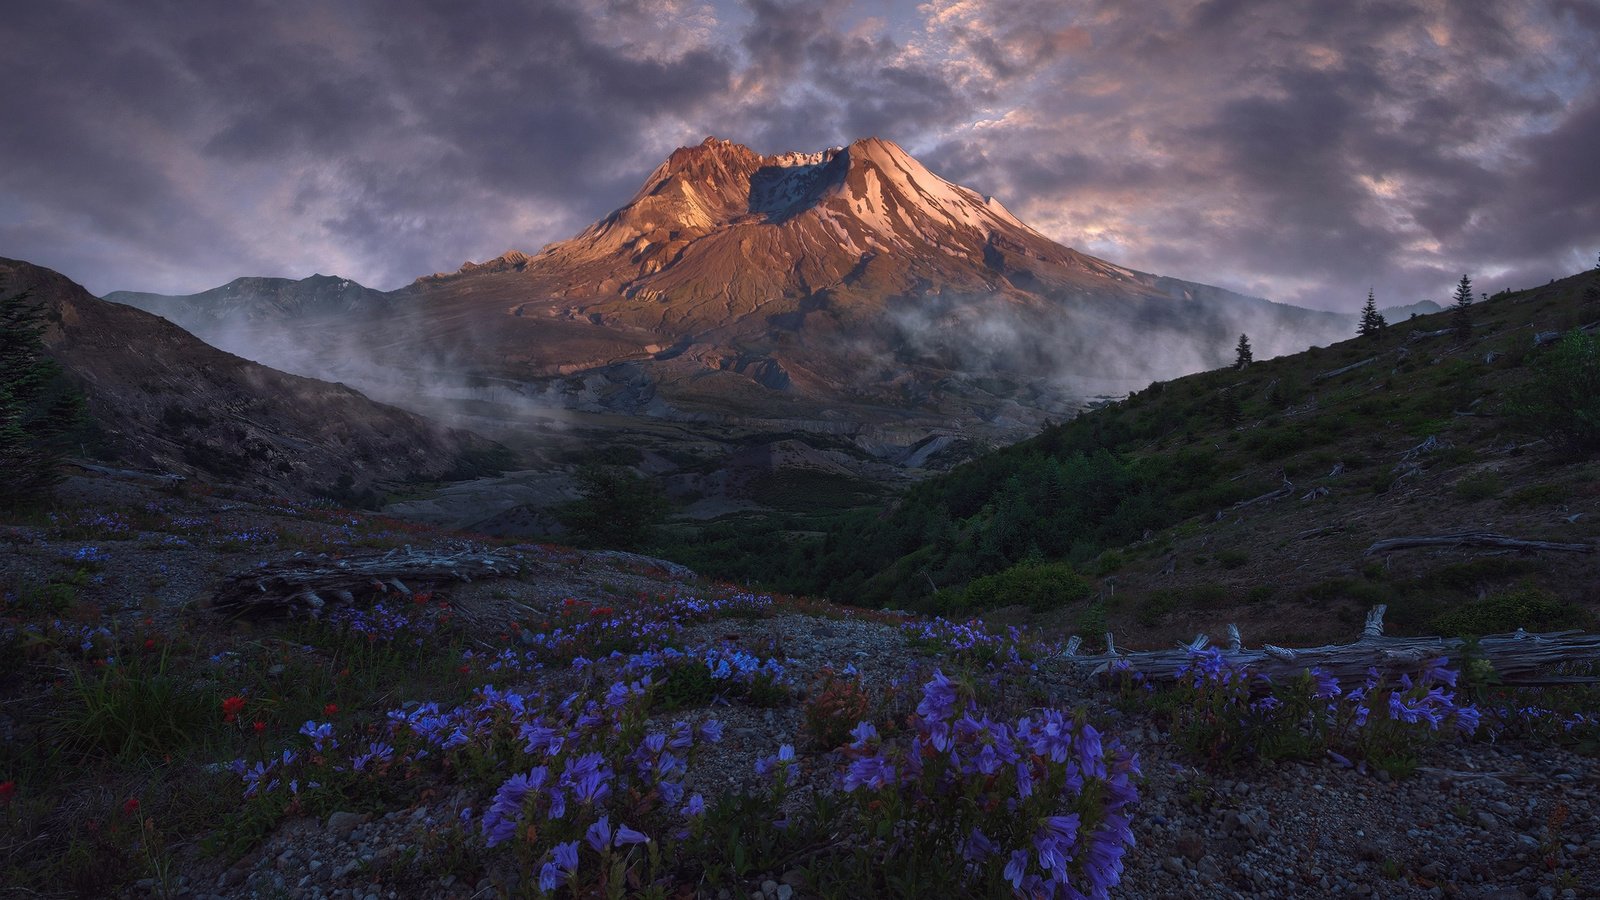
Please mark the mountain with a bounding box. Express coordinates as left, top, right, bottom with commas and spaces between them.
2, 258, 504, 501
106, 137, 1359, 463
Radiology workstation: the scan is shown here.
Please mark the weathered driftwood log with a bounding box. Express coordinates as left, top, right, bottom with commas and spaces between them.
1071, 605, 1600, 686
1408, 327, 1456, 343
1534, 330, 1563, 347
1400, 435, 1450, 460
1364, 532, 1594, 555
212, 544, 523, 617
1231, 478, 1294, 510
1314, 356, 1377, 381
70, 460, 186, 487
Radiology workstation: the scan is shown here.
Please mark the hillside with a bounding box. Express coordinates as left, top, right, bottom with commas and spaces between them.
2, 258, 508, 504
682, 267, 1600, 646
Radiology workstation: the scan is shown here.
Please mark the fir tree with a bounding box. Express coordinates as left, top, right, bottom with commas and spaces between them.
1234, 333, 1253, 369
1358, 289, 1381, 338
1450, 274, 1474, 337
1, 290, 85, 506
1216, 386, 1242, 427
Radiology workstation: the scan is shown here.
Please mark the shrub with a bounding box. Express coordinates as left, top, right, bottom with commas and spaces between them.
1214, 549, 1249, 570
1454, 471, 1505, 501
1430, 587, 1592, 637
958, 560, 1091, 612
1510, 331, 1600, 457
556, 464, 670, 550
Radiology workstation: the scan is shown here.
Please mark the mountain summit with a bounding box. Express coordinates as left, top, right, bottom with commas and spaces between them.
112, 137, 1358, 456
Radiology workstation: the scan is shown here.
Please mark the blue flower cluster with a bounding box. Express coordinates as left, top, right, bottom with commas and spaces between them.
837, 670, 1140, 899
321, 600, 439, 646
902, 617, 1048, 671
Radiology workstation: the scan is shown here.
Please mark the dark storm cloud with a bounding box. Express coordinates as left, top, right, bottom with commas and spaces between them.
1, 0, 1597, 308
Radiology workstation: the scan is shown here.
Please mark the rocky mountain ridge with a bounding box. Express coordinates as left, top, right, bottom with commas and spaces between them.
4, 258, 500, 500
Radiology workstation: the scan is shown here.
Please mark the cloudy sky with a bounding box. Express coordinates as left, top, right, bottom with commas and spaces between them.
3, 0, 1597, 310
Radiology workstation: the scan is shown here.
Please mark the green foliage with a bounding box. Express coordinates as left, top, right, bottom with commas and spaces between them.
0, 290, 87, 506
1510, 331, 1600, 457
1234, 333, 1253, 369
953, 560, 1091, 612
1451, 274, 1474, 336
1453, 471, 1505, 501
1502, 482, 1567, 509
1214, 549, 1249, 570
55, 649, 218, 761
1358, 290, 1387, 338
1430, 586, 1592, 637
557, 464, 670, 550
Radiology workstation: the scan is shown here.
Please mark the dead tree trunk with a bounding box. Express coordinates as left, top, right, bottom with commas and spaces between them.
1065, 605, 1600, 686
211, 544, 523, 618
1364, 532, 1594, 555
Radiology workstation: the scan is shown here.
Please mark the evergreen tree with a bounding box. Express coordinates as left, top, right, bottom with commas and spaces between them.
1358, 289, 1381, 338
556, 464, 669, 550
1, 290, 85, 506
1216, 386, 1242, 427
1450, 274, 1474, 337
1234, 333, 1253, 369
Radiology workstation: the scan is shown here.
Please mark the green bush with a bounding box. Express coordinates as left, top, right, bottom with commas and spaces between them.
1430, 586, 1592, 636
1214, 549, 1249, 570
1, 289, 87, 506
1510, 331, 1600, 457
1454, 471, 1505, 501
958, 560, 1091, 612
556, 464, 670, 550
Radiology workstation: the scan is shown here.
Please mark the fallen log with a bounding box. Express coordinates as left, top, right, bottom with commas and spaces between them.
1070, 605, 1600, 686
1231, 478, 1294, 510
212, 544, 523, 618
1314, 356, 1377, 381
1364, 532, 1593, 555
1408, 327, 1456, 343
69, 460, 186, 487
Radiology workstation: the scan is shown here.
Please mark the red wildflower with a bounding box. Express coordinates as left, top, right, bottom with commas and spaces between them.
252, 720, 266, 734
122, 797, 139, 815
0, 781, 15, 804
323, 703, 338, 716
222, 695, 247, 724
143, 638, 156, 651
457, 664, 471, 674
590, 607, 614, 618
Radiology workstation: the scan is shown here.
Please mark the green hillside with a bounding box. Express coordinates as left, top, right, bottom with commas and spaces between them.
672, 267, 1600, 645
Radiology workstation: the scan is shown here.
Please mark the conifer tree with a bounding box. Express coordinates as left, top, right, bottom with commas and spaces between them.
1, 290, 85, 506
1234, 333, 1253, 369
1451, 274, 1474, 337
1358, 289, 1381, 338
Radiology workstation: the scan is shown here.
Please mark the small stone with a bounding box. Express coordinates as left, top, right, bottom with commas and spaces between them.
761, 879, 779, 897
1162, 857, 1187, 875
776, 886, 793, 900
327, 811, 366, 837
1474, 811, 1497, 830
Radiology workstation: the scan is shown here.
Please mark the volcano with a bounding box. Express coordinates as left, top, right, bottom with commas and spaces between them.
110, 137, 1355, 457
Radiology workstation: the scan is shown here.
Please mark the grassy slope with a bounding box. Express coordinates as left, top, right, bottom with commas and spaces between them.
730, 268, 1600, 645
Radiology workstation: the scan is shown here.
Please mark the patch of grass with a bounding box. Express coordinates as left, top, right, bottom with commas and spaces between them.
1454, 471, 1505, 502
1502, 483, 1567, 509
1214, 549, 1249, 570
55, 649, 219, 761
